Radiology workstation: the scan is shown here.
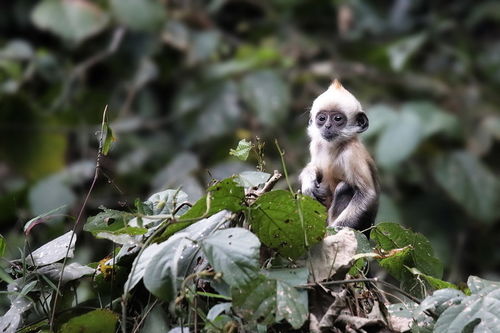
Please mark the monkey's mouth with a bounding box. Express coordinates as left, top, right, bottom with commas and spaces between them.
321, 133, 337, 141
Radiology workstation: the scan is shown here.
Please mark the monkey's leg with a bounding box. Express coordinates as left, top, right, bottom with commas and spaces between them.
327, 181, 354, 224
328, 182, 377, 231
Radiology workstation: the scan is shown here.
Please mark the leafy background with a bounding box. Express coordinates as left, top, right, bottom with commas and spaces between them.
1, 0, 500, 310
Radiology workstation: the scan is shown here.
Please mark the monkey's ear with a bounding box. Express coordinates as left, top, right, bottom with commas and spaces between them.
330, 79, 343, 90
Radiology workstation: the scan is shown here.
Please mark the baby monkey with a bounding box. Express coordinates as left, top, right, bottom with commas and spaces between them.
299, 80, 379, 231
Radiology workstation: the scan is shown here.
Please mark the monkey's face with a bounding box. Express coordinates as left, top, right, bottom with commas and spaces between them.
308, 80, 368, 143
314, 110, 368, 142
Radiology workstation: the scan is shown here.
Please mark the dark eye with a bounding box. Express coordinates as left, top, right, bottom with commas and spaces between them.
334, 115, 343, 122
317, 114, 326, 123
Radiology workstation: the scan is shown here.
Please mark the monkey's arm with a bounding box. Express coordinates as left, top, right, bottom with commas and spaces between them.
299, 163, 332, 206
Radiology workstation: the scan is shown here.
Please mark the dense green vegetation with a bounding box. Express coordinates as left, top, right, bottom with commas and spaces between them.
1, 0, 500, 331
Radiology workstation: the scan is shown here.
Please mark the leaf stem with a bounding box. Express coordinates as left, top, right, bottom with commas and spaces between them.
49, 105, 108, 331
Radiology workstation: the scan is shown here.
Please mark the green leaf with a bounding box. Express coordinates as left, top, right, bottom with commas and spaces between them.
375, 108, 424, 169
407, 267, 459, 290
126, 210, 233, 294
0, 266, 14, 284
139, 304, 169, 333
24, 205, 67, 234
59, 309, 118, 333
84, 207, 133, 235
262, 267, 308, 287
144, 189, 189, 216
371, 223, 443, 298
262, 268, 308, 329
110, 0, 166, 32
402, 102, 459, 138
229, 139, 252, 161
25, 231, 77, 266
467, 276, 500, 294
162, 177, 245, 238
387, 33, 426, 71
232, 273, 308, 329
187, 31, 221, 65
0, 234, 5, 257
363, 104, 398, 139
431, 152, 500, 223
236, 171, 271, 188
32, 0, 109, 43
434, 287, 500, 333
102, 122, 115, 156
275, 280, 308, 329
143, 233, 191, 302
250, 191, 326, 258
232, 275, 276, 326
240, 70, 290, 127
201, 228, 260, 287
418, 288, 466, 317
190, 80, 241, 143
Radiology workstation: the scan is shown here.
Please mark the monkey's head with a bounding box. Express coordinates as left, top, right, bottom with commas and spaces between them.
308, 80, 368, 143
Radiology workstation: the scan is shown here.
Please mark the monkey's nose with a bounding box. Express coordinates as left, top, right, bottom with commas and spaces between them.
325, 123, 332, 129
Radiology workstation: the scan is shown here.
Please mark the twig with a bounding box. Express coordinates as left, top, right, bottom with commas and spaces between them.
275, 140, 308, 248
130, 299, 160, 333
121, 223, 171, 333
49, 106, 109, 331
245, 170, 282, 205
255, 170, 282, 196
274, 140, 293, 194
297, 277, 421, 304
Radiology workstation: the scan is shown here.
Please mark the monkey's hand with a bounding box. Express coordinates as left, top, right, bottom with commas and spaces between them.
311, 179, 332, 207
299, 164, 333, 207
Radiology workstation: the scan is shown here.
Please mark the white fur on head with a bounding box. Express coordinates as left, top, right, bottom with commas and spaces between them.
310, 80, 362, 118
308, 80, 363, 141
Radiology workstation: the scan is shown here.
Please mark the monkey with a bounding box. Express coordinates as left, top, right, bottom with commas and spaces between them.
299, 79, 379, 231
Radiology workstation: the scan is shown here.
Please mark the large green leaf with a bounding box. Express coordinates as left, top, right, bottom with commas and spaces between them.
275, 280, 308, 329
418, 288, 466, 317
84, 207, 133, 235
407, 267, 459, 291
127, 210, 233, 294
240, 70, 290, 127
32, 0, 109, 43
201, 228, 260, 287
371, 223, 443, 297
162, 177, 244, 238
250, 191, 326, 258
434, 287, 500, 333
468, 276, 500, 294
143, 233, 191, 302
110, 0, 166, 32
232, 275, 276, 326
372, 223, 443, 278
431, 152, 500, 223
25, 231, 77, 266
144, 189, 190, 216
59, 309, 118, 333
232, 273, 308, 329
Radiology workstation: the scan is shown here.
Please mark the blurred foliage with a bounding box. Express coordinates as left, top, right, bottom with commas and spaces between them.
0, 0, 500, 300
